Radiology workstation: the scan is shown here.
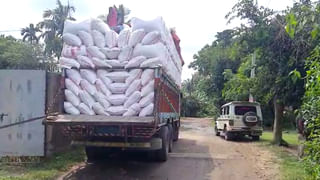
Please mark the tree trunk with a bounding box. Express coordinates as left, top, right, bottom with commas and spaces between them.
272, 95, 284, 145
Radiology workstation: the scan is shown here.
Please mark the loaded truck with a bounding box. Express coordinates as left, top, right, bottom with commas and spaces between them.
45, 67, 181, 162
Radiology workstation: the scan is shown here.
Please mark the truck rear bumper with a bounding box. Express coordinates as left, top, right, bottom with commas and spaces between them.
71, 138, 162, 150
227, 127, 262, 136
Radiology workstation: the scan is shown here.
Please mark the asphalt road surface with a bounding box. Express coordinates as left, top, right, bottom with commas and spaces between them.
60, 118, 278, 180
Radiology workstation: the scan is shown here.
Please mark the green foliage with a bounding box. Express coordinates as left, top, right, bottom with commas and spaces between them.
0, 148, 85, 180
38, 0, 75, 58
21, 23, 41, 44
300, 46, 320, 179
285, 13, 297, 38
0, 35, 44, 69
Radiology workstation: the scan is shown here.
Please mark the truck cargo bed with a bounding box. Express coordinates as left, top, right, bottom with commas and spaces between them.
46, 115, 155, 125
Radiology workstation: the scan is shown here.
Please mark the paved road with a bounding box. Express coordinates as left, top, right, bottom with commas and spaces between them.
61, 118, 278, 180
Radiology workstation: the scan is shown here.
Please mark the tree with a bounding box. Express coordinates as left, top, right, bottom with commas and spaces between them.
225, 0, 311, 145
38, 0, 75, 58
0, 35, 44, 69
21, 23, 41, 44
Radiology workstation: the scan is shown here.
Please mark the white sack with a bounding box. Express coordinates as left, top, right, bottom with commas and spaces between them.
65, 89, 80, 107
118, 46, 133, 62
63, 33, 82, 46
131, 17, 165, 33
78, 103, 95, 115
128, 29, 145, 47
100, 47, 120, 59
92, 102, 110, 115
100, 76, 113, 87
79, 90, 95, 108
140, 57, 162, 68
139, 92, 154, 108
66, 69, 82, 85
125, 69, 143, 85
130, 103, 141, 113
124, 91, 141, 108
92, 57, 112, 68
141, 69, 155, 86
62, 45, 87, 58
93, 91, 111, 109
92, 30, 106, 48
105, 71, 129, 83
125, 56, 146, 69
91, 18, 110, 34
123, 109, 138, 116
64, 101, 80, 115
117, 29, 130, 48
107, 106, 127, 116
80, 79, 97, 95
77, 30, 94, 47
105, 30, 118, 48
107, 94, 127, 106
95, 79, 111, 96
141, 80, 154, 97
65, 78, 81, 96
141, 31, 161, 45
77, 55, 95, 68
60, 57, 80, 69
96, 69, 109, 78
133, 42, 168, 61
108, 83, 128, 94
63, 19, 91, 35
139, 103, 154, 117
105, 59, 125, 68
125, 79, 141, 97
87, 46, 106, 59
80, 69, 97, 84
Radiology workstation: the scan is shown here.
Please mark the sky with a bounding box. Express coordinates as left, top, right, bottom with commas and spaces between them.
0, 0, 294, 80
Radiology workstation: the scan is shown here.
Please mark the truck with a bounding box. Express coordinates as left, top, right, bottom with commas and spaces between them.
45, 67, 181, 162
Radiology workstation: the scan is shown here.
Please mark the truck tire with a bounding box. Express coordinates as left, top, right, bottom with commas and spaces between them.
173, 122, 179, 142
252, 136, 260, 141
168, 124, 173, 152
155, 126, 169, 162
85, 146, 99, 162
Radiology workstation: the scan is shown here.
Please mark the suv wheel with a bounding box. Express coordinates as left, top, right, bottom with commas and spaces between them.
252, 136, 260, 141
224, 132, 232, 141
214, 125, 220, 136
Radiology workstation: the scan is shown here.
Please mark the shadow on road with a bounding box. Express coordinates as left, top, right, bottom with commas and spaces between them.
63, 138, 215, 180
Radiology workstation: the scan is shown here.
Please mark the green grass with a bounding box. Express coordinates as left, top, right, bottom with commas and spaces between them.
258, 131, 310, 180
261, 131, 299, 146
0, 147, 85, 180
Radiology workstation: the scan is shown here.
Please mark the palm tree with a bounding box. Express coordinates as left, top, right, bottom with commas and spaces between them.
38, 0, 76, 57
21, 23, 41, 44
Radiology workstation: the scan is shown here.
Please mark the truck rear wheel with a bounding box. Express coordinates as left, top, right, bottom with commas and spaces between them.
168, 124, 173, 152
85, 146, 99, 162
173, 122, 179, 142
155, 126, 169, 162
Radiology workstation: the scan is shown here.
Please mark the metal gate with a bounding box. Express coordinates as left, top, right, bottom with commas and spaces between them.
0, 70, 46, 156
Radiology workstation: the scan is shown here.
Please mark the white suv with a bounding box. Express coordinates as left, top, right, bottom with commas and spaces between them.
215, 101, 263, 141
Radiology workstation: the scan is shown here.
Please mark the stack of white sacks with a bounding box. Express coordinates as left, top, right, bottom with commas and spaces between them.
61, 17, 182, 117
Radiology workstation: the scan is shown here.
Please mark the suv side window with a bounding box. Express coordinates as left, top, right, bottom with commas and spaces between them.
225, 106, 229, 115
221, 108, 225, 115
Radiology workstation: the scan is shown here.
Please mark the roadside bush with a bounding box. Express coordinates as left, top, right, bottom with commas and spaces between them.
300, 46, 320, 179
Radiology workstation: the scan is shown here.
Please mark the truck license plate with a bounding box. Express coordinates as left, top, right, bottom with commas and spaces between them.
94, 126, 120, 135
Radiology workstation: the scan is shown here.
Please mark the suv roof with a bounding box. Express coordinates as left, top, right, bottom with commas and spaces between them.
221, 101, 260, 108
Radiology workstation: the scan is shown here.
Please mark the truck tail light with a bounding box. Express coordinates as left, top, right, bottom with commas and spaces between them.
229, 120, 234, 126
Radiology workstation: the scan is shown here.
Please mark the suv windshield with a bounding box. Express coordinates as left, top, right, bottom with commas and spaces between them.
235, 106, 257, 115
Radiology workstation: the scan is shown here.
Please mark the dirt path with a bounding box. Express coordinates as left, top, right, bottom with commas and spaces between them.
60, 118, 279, 180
